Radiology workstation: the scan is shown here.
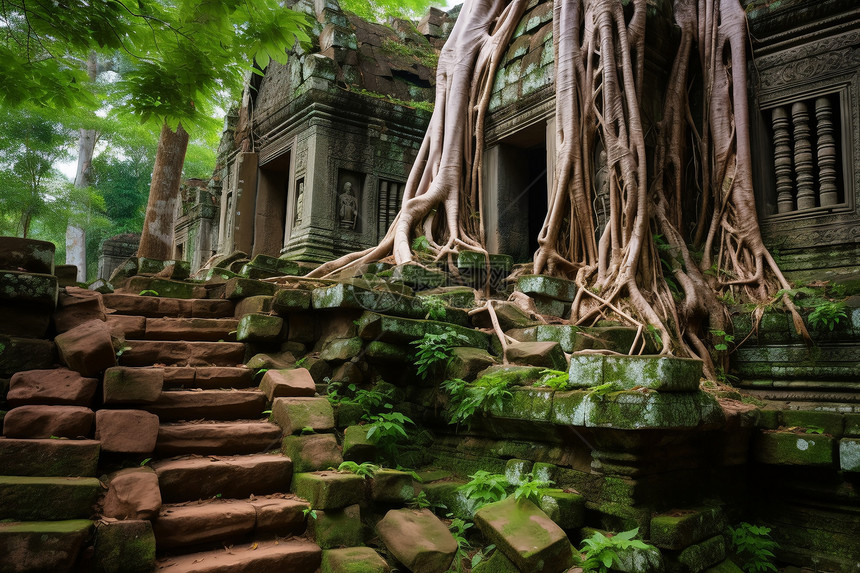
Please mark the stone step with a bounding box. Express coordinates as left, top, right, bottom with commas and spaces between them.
111, 366, 254, 390
0, 476, 101, 520
118, 340, 246, 367
143, 390, 267, 422
156, 421, 282, 456
0, 519, 93, 573
153, 454, 293, 503
153, 498, 307, 550
155, 538, 321, 572
0, 438, 100, 477
144, 318, 239, 342
103, 293, 235, 318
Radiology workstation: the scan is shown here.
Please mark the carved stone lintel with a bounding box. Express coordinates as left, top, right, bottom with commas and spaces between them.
815, 97, 839, 207
791, 101, 816, 210
771, 106, 795, 214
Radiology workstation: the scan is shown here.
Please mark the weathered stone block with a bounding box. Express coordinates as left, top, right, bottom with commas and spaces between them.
320, 337, 364, 362
92, 519, 156, 573
472, 547, 521, 572
237, 313, 284, 342
371, 470, 414, 503
551, 390, 725, 429
0, 476, 101, 520
95, 409, 159, 453
505, 341, 567, 370
273, 288, 313, 313
343, 425, 376, 462
54, 287, 106, 332
377, 508, 458, 573
538, 490, 585, 530
568, 354, 702, 392
0, 336, 55, 379
781, 410, 843, 437
321, 547, 390, 573
445, 347, 496, 381
650, 507, 725, 550
101, 467, 162, 520
260, 368, 316, 399
358, 312, 489, 348
675, 535, 726, 572
0, 438, 100, 477
0, 300, 51, 338
136, 258, 190, 279
754, 431, 835, 466
839, 438, 860, 472
845, 413, 860, 437
234, 295, 273, 317
392, 264, 447, 290
0, 237, 55, 274
272, 397, 335, 435
7, 368, 98, 407
488, 387, 554, 421
308, 504, 363, 549
0, 271, 58, 307
282, 434, 343, 473
55, 319, 117, 377
2, 405, 93, 438
0, 519, 91, 573
225, 277, 278, 299
516, 275, 577, 302
476, 365, 545, 387
293, 471, 365, 509
365, 341, 411, 364
474, 497, 573, 573
126, 276, 204, 299
103, 367, 163, 404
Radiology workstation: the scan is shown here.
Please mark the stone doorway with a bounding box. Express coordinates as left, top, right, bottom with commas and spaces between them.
253, 151, 291, 258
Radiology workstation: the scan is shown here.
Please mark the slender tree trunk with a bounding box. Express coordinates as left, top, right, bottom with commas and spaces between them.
137, 123, 189, 260
66, 51, 98, 282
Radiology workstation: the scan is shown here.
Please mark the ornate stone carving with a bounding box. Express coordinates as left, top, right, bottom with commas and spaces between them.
771, 106, 795, 213
815, 97, 839, 207
791, 101, 816, 210
760, 48, 858, 90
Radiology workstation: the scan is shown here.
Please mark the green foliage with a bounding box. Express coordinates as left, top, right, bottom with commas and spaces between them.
457, 471, 508, 508
337, 461, 379, 478
447, 517, 473, 573
710, 329, 736, 352
339, 0, 439, 23
807, 301, 848, 332
327, 382, 392, 417
586, 382, 619, 401
411, 331, 470, 381
580, 528, 655, 573
412, 235, 432, 252
534, 369, 570, 391
804, 426, 824, 435
139, 290, 159, 297
419, 295, 448, 321
380, 38, 439, 69
409, 491, 435, 510
302, 507, 317, 520
441, 376, 512, 427
364, 411, 415, 461
513, 473, 554, 505
729, 523, 779, 573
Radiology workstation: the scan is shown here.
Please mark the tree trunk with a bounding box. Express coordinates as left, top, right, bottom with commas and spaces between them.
137, 123, 189, 260
66, 51, 98, 282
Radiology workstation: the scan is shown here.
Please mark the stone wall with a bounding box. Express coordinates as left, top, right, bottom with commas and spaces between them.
97, 234, 140, 281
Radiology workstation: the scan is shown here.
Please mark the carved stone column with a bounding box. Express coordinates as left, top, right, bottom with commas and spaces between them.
772, 106, 794, 213
815, 97, 839, 207
791, 101, 816, 209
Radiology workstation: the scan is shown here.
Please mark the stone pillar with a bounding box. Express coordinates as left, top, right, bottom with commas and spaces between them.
815, 97, 839, 207
232, 152, 259, 254
791, 101, 816, 210
771, 106, 794, 214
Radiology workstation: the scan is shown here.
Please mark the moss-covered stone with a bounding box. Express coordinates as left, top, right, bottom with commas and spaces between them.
335, 402, 365, 428
282, 434, 343, 473
272, 397, 335, 434
552, 390, 724, 429
505, 341, 567, 370
488, 387, 554, 421
475, 364, 545, 386
92, 520, 156, 573
321, 547, 389, 573
650, 507, 725, 550
0, 476, 101, 520
0, 519, 92, 572
343, 425, 376, 462
0, 271, 58, 308
538, 490, 585, 530
391, 264, 448, 290
273, 288, 313, 313
0, 437, 100, 477
516, 275, 577, 302
126, 276, 203, 299
293, 471, 366, 509
675, 535, 726, 572
357, 312, 489, 348
756, 409, 780, 429
532, 463, 556, 484
377, 508, 458, 573
839, 438, 860, 472
781, 410, 843, 437
568, 354, 702, 392
309, 504, 364, 549
365, 341, 412, 364
446, 347, 497, 380
0, 237, 55, 274
225, 277, 278, 299
754, 431, 835, 466
703, 559, 744, 573
236, 313, 284, 342
320, 337, 364, 362
472, 547, 521, 573
474, 497, 573, 573
420, 480, 476, 520
844, 413, 860, 436
370, 470, 414, 503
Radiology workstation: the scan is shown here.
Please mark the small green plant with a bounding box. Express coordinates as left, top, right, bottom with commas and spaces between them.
728, 522, 779, 572
441, 375, 512, 426
302, 507, 317, 520
447, 517, 473, 573
115, 344, 132, 357
710, 329, 736, 352
419, 295, 448, 321
457, 470, 509, 508
412, 235, 432, 253
300, 426, 315, 435
807, 300, 847, 332
337, 461, 379, 478
580, 528, 655, 573
470, 544, 496, 570
139, 289, 159, 296
295, 356, 308, 368
586, 382, 618, 401
411, 330, 470, 381
513, 473, 554, 505
410, 491, 432, 510
365, 411, 415, 461
139, 458, 152, 467
534, 369, 570, 391
804, 426, 825, 435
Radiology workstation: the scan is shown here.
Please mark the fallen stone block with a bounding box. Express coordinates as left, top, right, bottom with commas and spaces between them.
106, 314, 146, 339
237, 313, 284, 342
0, 336, 55, 379
392, 263, 447, 290
260, 368, 316, 399
153, 454, 292, 503
2, 405, 93, 438
538, 489, 586, 530
7, 368, 98, 407
282, 434, 343, 473
376, 508, 458, 573
0, 237, 55, 274
101, 468, 162, 520
273, 288, 313, 313
54, 265, 78, 287
293, 471, 365, 510
54, 287, 106, 333
650, 506, 726, 550
95, 409, 159, 453
136, 257, 190, 279
103, 367, 163, 404
516, 274, 577, 302
343, 425, 376, 462
505, 341, 567, 370
92, 519, 156, 573
272, 397, 335, 435
0, 438, 99, 477
446, 347, 496, 381
320, 337, 364, 362
357, 312, 489, 348
0, 519, 91, 573
225, 277, 278, 299
55, 319, 117, 377
0, 301, 51, 338
0, 270, 58, 307
322, 547, 390, 573
754, 431, 835, 466
251, 498, 308, 536
307, 504, 363, 549
371, 469, 414, 504
0, 476, 101, 520
673, 535, 725, 573
568, 354, 703, 392
474, 497, 573, 573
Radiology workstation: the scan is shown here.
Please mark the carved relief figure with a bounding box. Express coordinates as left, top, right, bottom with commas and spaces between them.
338, 181, 359, 230
295, 180, 304, 224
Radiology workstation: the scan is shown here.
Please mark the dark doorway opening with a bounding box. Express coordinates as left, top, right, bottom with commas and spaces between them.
254, 152, 290, 257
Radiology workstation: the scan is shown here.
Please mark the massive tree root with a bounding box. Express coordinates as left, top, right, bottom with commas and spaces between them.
309, 0, 804, 379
